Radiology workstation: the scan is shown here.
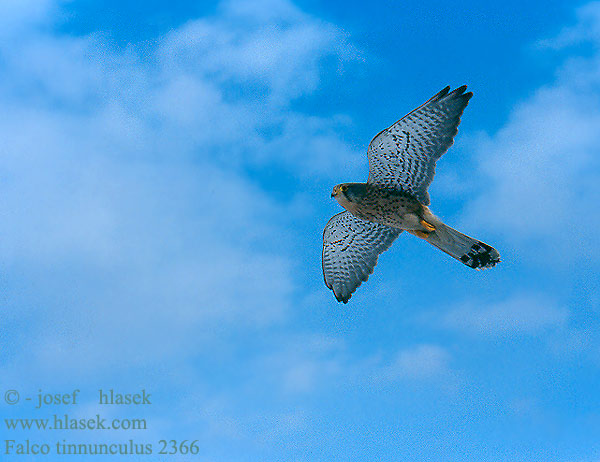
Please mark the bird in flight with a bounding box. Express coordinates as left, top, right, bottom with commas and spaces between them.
322, 85, 500, 303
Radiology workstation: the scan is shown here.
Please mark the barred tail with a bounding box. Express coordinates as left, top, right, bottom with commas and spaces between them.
414, 223, 500, 269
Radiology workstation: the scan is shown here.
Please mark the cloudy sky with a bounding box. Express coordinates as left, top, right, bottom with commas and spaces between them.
1, 0, 599, 460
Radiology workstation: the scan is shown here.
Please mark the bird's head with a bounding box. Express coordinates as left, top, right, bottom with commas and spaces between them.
331, 183, 366, 208
331, 183, 349, 198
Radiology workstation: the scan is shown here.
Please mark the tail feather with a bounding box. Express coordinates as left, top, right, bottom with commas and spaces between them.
413, 223, 500, 269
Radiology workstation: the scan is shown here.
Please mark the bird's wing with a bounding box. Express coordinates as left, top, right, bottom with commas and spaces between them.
367, 86, 472, 205
322, 211, 401, 303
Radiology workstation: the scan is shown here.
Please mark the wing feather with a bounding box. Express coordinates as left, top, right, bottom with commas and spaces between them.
367, 85, 472, 205
322, 212, 401, 303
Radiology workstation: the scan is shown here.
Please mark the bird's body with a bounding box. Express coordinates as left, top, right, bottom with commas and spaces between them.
322, 85, 501, 303
333, 182, 429, 231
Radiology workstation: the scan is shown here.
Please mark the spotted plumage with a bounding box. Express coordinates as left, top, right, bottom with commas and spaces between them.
322, 212, 401, 303
323, 85, 500, 303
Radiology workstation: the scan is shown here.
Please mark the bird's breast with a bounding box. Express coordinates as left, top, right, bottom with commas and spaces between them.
350, 188, 423, 229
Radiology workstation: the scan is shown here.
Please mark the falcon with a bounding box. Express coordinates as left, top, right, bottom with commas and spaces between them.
322, 85, 500, 303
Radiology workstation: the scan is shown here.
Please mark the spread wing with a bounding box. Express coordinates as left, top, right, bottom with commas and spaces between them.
367, 85, 472, 205
322, 212, 401, 303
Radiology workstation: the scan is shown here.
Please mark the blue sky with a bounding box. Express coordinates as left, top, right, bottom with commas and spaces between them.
1, 0, 600, 461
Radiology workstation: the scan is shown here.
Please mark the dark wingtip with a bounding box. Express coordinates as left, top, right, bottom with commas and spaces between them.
335, 293, 351, 304
438, 86, 451, 98
437, 85, 473, 107
455, 84, 468, 94
448, 85, 471, 98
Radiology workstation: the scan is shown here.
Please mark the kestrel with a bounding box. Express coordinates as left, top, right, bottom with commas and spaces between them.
322, 85, 500, 303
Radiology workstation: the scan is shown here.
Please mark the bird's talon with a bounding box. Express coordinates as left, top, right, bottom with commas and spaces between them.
420, 220, 436, 232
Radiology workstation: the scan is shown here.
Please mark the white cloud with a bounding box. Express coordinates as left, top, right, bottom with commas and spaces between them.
160, 0, 358, 105
253, 335, 344, 394
537, 2, 600, 49
0, 0, 359, 377
438, 293, 569, 337
464, 3, 600, 264
383, 344, 450, 380
341, 344, 455, 386
245, 336, 451, 401
151, 0, 362, 174
0, 0, 55, 39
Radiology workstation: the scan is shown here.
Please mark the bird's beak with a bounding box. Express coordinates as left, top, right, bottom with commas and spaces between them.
331, 192, 335, 197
